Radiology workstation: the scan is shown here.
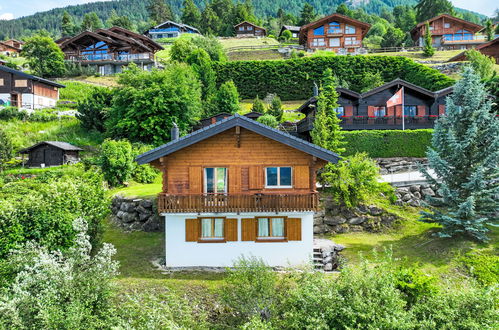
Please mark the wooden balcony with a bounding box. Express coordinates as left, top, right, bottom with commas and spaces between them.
66, 52, 154, 63
157, 193, 319, 213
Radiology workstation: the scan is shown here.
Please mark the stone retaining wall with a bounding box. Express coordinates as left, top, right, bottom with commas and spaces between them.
394, 184, 439, 207
111, 196, 162, 232
375, 157, 428, 174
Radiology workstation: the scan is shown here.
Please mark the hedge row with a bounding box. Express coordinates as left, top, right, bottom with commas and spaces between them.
214, 56, 454, 100
343, 129, 433, 158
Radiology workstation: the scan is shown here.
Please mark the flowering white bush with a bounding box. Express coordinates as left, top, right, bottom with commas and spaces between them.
0, 218, 118, 328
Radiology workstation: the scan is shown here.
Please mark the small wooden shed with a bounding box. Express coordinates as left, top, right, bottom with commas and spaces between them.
19, 141, 83, 167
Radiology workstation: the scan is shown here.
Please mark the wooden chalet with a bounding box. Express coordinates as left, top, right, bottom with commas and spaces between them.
410, 14, 485, 50
145, 20, 200, 39
299, 13, 370, 53
279, 25, 301, 38
19, 141, 83, 167
448, 37, 499, 64
59, 27, 163, 75
234, 21, 266, 38
0, 39, 23, 56
136, 114, 340, 267
296, 79, 453, 139
0, 65, 64, 109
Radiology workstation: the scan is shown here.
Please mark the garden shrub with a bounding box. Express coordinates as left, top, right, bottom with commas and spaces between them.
459, 251, 499, 286
132, 144, 160, 184
0, 130, 13, 171
256, 114, 279, 128
214, 56, 454, 100
343, 129, 433, 158
76, 86, 113, 132
394, 266, 438, 307
99, 139, 134, 187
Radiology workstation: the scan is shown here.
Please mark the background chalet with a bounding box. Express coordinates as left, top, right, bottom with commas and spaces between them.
136, 114, 339, 267
234, 21, 267, 38
145, 20, 200, 40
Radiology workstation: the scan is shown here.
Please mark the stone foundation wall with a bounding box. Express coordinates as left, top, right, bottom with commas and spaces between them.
313, 196, 399, 235
111, 196, 162, 232
375, 157, 428, 174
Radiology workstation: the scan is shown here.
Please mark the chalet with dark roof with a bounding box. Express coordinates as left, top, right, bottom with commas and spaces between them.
411, 14, 484, 50
19, 141, 83, 167
136, 114, 339, 268
59, 27, 163, 75
299, 13, 370, 53
0, 65, 65, 109
296, 79, 453, 139
234, 21, 266, 38
145, 20, 200, 39
279, 25, 301, 38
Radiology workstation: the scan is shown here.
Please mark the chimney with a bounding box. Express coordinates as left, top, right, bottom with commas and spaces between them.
313, 82, 319, 97
171, 122, 179, 141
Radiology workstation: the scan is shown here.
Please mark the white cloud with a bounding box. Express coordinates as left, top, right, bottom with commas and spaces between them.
0, 13, 14, 20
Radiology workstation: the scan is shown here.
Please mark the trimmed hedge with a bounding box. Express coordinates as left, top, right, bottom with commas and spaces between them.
214, 56, 454, 100
343, 129, 433, 158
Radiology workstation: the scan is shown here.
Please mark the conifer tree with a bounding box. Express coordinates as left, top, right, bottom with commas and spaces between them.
422, 21, 435, 57
420, 67, 499, 241
181, 0, 202, 27
251, 95, 265, 113
415, 0, 454, 22
267, 95, 283, 121
61, 11, 75, 37
81, 12, 103, 31
299, 3, 316, 26
148, 0, 174, 25
484, 20, 494, 41
310, 68, 345, 154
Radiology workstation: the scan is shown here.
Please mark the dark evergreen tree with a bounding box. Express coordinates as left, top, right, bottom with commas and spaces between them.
420, 67, 499, 241
415, 0, 454, 22
61, 11, 76, 37
251, 95, 265, 113
267, 95, 283, 122
181, 0, 202, 27
107, 10, 133, 30
148, 0, 174, 25
393, 5, 417, 32
484, 20, 494, 41
201, 6, 221, 35
81, 12, 103, 31
423, 22, 435, 57
299, 3, 316, 26
335, 3, 352, 16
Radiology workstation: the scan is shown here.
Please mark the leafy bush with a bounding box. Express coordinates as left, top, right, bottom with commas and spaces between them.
395, 266, 438, 307
0, 107, 64, 122
465, 49, 496, 80
132, 144, 160, 184
0, 130, 13, 171
256, 114, 278, 128
343, 129, 433, 157
99, 139, 134, 187
170, 35, 226, 63
208, 80, 240, 116
459, 251, 499, 286
214, 56, 454, 100
0, 219, 118, 328
321, 153, 395, 207
76, 86, 113, 132
0, 167, 109, 258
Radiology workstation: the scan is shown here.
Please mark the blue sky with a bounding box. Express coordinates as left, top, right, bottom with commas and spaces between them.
0, 0, 497, 20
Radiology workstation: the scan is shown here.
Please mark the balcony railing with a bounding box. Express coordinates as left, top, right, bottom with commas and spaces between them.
157, 193, 319, 213
67, 53, 154, 63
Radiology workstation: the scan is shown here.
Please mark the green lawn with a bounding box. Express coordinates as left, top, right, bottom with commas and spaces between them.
109, 175, 163, 198
239, 99, 306, 122
367, 49, 463, 62
219, 37, 279, 49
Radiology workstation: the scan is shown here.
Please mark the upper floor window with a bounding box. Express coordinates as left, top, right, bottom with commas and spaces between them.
204, 167, 227, 194
247, 26, 253, 30
201, 217, 224, 240
265, 167, 292, 188
257, 217, 285, 239
345, 24, 356, 34
444, 22, 451, 28
239, 26, 244, 31
374, 107, 386, 117
314, 25, 325, 36
14, 80, 27, 87
312, 38, 325, 47
0, 78, 4, 86
404, 105, 417, 116
328, 21, 342, 34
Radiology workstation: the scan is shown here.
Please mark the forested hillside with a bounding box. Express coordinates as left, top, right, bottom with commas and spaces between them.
0, 0, 486, 39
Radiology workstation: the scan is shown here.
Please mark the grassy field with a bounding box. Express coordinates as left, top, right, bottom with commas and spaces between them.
219, 37, 279, 49
228, 49, 285, 61
367, 49, 463, 62
109, 175, 163, 198
239, 99, 306, 122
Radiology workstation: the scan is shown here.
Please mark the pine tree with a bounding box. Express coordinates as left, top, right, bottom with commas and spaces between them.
107, 10, 133, 30
422, 22, 435, 57
415, 0, 454, 22
148, 0, 174, 25
251, 95, 265, 113
267, 95, 283, 121
420, 67, 499, 241
299, 3, 316, 26
311, 68, 345, 154
61, 11, 75, 37
484, 20, 494, 41
181, 0, 201, 27
81, 12, 103, 31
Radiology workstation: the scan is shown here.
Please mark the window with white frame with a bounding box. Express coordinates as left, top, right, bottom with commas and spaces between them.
374, 107, 386, 117
204, 167, 227, 194
312, 38, 325, 47
328, 21, 342, 34
265, 167, 292, 188
344, 37, 357, 45
345, 24, 356, 34
329, 37, 340, 47
444, 22, 451, 28
248, 25, 253, 30
200, 217, 224, 239
257, 217, 285, 239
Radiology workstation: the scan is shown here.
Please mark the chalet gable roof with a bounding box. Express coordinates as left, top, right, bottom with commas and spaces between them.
0, 41, 21, 52
360, 79, 437, 99
411, 14, 484, 35
109, 26, 164, 51
0, 65, 65, 88
60, 30, 123, 49
19, 141, 83, 154
150, 20, 200, 34
234, 21, 266, 32
300, 13, 371, 36
136, 114, 340, 165
447, 37, 499, 62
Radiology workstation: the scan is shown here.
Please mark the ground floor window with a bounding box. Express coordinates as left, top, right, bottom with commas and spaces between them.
374, 107, 386, 117
257, 217, 285, 239
335, 106, 344, 116
344, 37, 357, 46
329, 37, 340, 47
312, 38, 325, 47
201, 217, 224, 239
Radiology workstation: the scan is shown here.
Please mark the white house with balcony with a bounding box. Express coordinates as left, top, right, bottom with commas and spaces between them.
145, 21, 200, 40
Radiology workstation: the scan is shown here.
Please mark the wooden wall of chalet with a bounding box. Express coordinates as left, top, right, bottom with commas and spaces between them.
152, 127, 325, 195
33, 82, 58, 99
0, 70, 32, 94
304, 20, 367, 50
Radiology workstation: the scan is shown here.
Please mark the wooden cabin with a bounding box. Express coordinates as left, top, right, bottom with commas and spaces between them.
448, 37, 499, 64
0, 65, 64, 109
410, 14, 484, 50
234, 21, 266, 38
296, 79, 453, 139
0, 40, 22, 56
19, 141, 83, 167
279, 25, 301, 39
59, 27, 163, 75
299, 13, 370, 53
135, 114, 339, 267
145, 20, 200, 40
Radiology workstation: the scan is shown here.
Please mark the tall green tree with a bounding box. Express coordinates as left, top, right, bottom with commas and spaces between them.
484, 20, 494, 41
0, 129, 13, 172
201, 6, 221, 36
81, 12, 103, 31
311, 69, 344, 154
210, 80, 240, 115
106, 10, 133, 30
464, 49, 496, 80
381, 26, 406, 48
148, 0, 174, 25
393, 5, 417, 32
61, 11, 76, 37
335, 3, 352, 16
299, 3, 316, 26
181, 0, 201, 27
420, 67, 499, 241
422, 22, 435, 57
22, 34, 65, 78
415, 0, 454, 22
186, 48, 216, 102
